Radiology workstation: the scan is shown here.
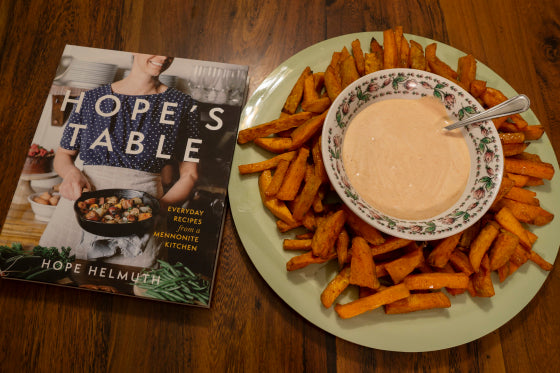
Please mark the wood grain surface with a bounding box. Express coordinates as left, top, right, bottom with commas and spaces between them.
1, 1, 559, 372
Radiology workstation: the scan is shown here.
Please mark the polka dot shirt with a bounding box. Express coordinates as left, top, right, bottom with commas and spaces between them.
60, 84, 200, 173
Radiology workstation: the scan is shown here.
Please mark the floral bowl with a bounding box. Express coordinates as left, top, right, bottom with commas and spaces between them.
321, 68, 503, 240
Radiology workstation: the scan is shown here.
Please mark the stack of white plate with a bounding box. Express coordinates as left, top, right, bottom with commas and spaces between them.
63, 59, 118, 89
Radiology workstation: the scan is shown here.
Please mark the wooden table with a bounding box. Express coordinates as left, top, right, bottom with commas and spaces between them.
1, 1, 559, 371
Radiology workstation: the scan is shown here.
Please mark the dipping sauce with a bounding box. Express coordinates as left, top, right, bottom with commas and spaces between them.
342, 97, 470, 220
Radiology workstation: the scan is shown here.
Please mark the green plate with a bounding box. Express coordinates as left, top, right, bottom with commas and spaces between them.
228, 32, 560, 352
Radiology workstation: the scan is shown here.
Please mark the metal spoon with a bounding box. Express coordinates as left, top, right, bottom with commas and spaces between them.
444, 94, 530, 130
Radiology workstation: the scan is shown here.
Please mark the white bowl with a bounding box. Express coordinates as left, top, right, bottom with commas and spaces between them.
30, 175, 62, 193
321, 68, 503, 240
27, 192, 59, 221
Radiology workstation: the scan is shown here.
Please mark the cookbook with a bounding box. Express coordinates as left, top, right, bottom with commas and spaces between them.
0, 45, 249, 307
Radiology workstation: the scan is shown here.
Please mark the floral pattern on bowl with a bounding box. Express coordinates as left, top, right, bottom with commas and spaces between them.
321, 68, 503, 240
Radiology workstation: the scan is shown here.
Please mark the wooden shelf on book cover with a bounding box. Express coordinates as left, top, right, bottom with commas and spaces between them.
0, 202, 47, 247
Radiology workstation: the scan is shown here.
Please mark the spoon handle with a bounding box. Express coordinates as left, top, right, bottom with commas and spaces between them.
444, 94, 531, 130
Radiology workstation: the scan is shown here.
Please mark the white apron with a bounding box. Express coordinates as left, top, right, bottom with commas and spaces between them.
39, 165, 164, 268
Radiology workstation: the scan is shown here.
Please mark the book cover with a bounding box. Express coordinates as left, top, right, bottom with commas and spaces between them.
0, 45, 249, 307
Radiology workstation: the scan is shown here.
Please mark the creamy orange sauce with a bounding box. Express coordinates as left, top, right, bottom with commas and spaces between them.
342, 97, 470, 220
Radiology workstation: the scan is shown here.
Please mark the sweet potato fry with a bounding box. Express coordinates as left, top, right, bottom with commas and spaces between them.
384, 292, 451, 314
493, 198, 554, 226
510, 244, 531, 266
499, 120, 519, 132
470, 79, 487, 98
336, 229, 350, 268
258, 170, 298, 226
340, 55, 360, 89
237, 111, 313, 144
314, 72, 325, 92
499, 132, 526, 144
448, 249, 475, 276
502, 143, 529, 156
302, 209, 317, 231
351, 39, 366, 76
312, 187, 326, 213
527, 229, 539, 246
458, 221, 482, 249
481, 87, 508, 108
468, 221, 500, 273
302, 73, 319, 105
349, 237, 379, 289
329, 51, 342, 70
383, 29, 398, 69
254, 137, 294, 153
494, 207, 532, 249
525, 176, 545, 186
292, 173, 322, 221
276, 147, 310, 201
296, 232, 314, 240
513, 154, 542, 165
282, 67, 311, 115
457, 54, 477, 93
427, 232, 463, 268
384, 243, 424, 284
529, 250, 553, 271
276, 219, 302, 233
497, 262, 511, 282
371, 237, 412, 257
300, 73, 330, 113
398, 35, 410, 68
509, 114, 529, 131
324, 65, 343, 102
365, 37, 384, 74
523, 125, 545, 140
290, 111, 328, 148
409, 40, 426, 70
394, 26, 403, 57
311, 136, 329, 183
403, 272, 470, 290
504, 158, 555, 180
490, 176, 515, 210
283, 238, 312, 251
471, 254, 495, 297
301, 97, 331, 114
488, 231, 520, 271
238, 151, 297, 174
435, 263, 467, 295
321, 266, 351, 308
504, 186, 539, 206
265, 159, 290, 197
334, 283, 410, 319
339, 46, 351, 62
425, 43, 459, 81
506, 173, 530, 187
286, 251, 335, 271
359, 286, 378, 298
311, 209, 346, 258
343, 206, 385, 245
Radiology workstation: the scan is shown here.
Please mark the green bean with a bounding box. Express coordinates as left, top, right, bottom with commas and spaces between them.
131, 260, 211, 304
145, 289, 166, 300
158, 260, 181, 276
160, 290, 186, 302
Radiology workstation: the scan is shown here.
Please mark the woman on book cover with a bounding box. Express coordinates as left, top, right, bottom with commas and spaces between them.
39, 54, 200, 268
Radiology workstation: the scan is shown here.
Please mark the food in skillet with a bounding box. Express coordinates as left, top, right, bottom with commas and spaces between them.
237, 26, 556, 319
76, 195, 153, 224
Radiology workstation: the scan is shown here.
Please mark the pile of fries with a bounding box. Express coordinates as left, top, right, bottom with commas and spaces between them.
237, 26, 555, 319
